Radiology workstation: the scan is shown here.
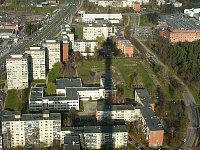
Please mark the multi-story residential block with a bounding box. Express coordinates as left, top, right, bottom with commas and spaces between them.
60, 37, 69, 63
81, 14, 122, 24
74, 39, 97, 56
121, 40, 134, 57
26, 47, 46, 80
62, 25, 74, 49
135, 88, 155, 111
42, 40, 61, 70
1, 111, 61, 149
61, 125, 128, 149
6, 54, 29, 89
96, 105, 141, 121
83, 24, 115, 40
140, 107, 164, 147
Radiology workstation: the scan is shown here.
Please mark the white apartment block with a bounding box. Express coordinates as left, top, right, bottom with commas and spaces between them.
96, 105, 141, 121
62, 25, 74, 49
61, 125, 128, 149
6, 54, 29, 89
83, 24, 115, 40
42, 40, 61, 70
26, 47, 46, 80
74, 40, 97, 56
1, 111, 61, 149
81, 14, 122, 24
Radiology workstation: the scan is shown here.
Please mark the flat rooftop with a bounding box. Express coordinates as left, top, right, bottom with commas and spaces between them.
56, 78, 82, 89
2, 112, 61, 121
96, 104, 140, 111
62, 125, 127, 133
140, 107, 163, 131
64, 136, 81, 150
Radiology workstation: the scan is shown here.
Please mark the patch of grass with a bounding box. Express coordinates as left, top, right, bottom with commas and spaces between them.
32, 79, 46, 84
77, 60, 105, 84
79, 100, 84, 112
127, 144, 137, 150
5, 90, 21, 111
189, 86, 200, 105
72, 26, 83, 39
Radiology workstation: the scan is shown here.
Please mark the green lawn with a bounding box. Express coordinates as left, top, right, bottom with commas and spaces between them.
73, 26, 83, 39
77, 60, 105, 84
113, 59, 154, 98
127, 144, 137, 150
189, 86, 200, 105
5, 90, 21, 111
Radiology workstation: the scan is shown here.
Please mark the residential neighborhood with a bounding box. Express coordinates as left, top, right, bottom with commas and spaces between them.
0, 0, 199, 150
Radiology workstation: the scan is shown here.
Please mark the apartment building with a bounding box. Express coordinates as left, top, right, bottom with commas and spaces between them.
135, 88, 155, 111
1, 111, 61, 149
83, 24, 115, 40
61, 125, 128, 149
29, 86, 80, 111
140, 107, 164, 147
96, 105, 141, 121
42, 40, 61, 70
26, 47, 46, 80
165, 30, 200, 43
74, 39, 97, 56
60, 38, 69, 63
81, 14, 122, 24
6, 54, 29, 89
62, 25, 74, 49
121, 40, 134, 57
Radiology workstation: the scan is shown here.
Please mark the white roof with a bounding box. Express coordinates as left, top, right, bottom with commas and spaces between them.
82, 13, 122, 20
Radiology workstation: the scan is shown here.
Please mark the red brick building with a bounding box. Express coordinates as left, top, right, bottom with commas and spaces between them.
133, 3, 141, 12
160, 29, 200, 43
60, 40, 69, 63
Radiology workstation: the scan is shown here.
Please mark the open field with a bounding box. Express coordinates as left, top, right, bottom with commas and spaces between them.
5, 90, 21, 111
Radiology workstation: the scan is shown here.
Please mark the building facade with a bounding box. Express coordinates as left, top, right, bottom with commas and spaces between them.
1, 111, 61, 149
96, 105, 141, 121
42, 40, 61, 70
29, 87, 80, 112
74, 40, 97, 56
121, 40, 134, 57
26, 47, 46, 80
6, 54, 29, 89
83, 24, 115, 40
61, 125, 128, 149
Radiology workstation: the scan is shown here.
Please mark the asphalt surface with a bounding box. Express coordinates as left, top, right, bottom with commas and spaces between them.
133, 36, 199, 150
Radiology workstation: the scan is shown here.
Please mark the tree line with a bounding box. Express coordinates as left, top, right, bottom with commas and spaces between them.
150, 38, 200, 89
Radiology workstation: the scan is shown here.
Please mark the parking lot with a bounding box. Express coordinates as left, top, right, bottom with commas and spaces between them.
160, 13, 200, 30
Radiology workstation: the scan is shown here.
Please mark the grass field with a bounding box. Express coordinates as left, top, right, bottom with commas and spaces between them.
127, 144, 137, 150
5, 90, 21, 111
77, 59, 105, 84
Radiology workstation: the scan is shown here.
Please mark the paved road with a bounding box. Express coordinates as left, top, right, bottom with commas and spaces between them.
133, 36, 199, 149
0, 1, 79, 64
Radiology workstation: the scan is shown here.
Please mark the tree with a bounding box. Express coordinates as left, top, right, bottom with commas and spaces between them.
96, 36, 105, 47
45, 82, 56, 95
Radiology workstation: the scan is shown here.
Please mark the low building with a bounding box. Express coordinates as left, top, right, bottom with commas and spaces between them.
96, 105, 141, 121
81, 13, 122, 24
61, 125, 128, 149
74, 39, 97, 56
133, 3, 141, 12
0, 29, 14, 39
29, 86, 80, 111
121, 40, 134, 57
63, 136, 81, 150
134, 88, 155, 111
1, 111, 61, 149
0, 22, 19, 31
56, 78, 105, 101
163, 29, 200, 43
